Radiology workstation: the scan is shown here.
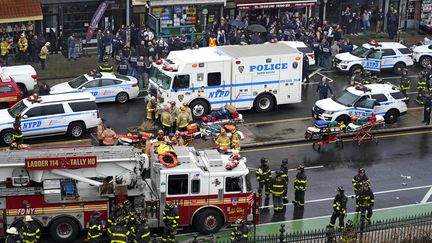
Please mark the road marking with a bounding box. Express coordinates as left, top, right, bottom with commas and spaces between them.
242, 130, 432, 153
248, 165, 324, 172
259, 184, 432, 209
420, 186, 432, 204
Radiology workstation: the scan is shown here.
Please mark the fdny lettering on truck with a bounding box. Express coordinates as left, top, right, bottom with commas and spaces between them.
17, 208, 36, 215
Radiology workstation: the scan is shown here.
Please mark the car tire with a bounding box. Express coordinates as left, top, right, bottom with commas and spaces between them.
189, 99, 209, 120
420, 56, 432, 68
49, 217, 80, 243
254, 93, 275, 113
116, 92, 129, 104
193, 208, 224, 235
17, 84, 27, 98
393, 63, 406, 75
349, 65, 363, 75
0, 129, 14, 145
335, 115, 351, 126
385, 109, 399, 124
68, 122, 85, 138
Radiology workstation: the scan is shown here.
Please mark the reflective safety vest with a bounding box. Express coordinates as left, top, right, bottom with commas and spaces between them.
418, 79, 427, 90
230, 131, 241, 150
162, 209, 179, 228
18, 38, 28, 52
13, 128, 23, 140
0, 42, 10, 56
21, 223, 41, 243
294, 172, 307, 191
161, 111, 173, 127
146, 102, 159, 120
256, 165, 272, 183
39, 46, 49, 60
358, 189, 375, 207
88, 218, 103, 239
230, 225, 248, 241
400, 78, 410, 91
156, 143, 174, 155
269, 176, 285, 196
333, 195, 348, 214
176, 112, 190, 128
99, 63, 114, 72
215, 135, 230, 149
352, 174, 368, 192
208, 37, 217, 47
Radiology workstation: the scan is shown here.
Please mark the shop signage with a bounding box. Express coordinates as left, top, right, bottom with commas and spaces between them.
149, 0, 226, 7
236, 0, 317, 10
25, 156, 97, 171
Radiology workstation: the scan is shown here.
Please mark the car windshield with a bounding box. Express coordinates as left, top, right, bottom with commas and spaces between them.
114, 74, 130, 81
350, 46, 370, 58
68, 75, 89, 89
8, 100, 27, 117
333, 89, 361, 106
149, 66, 172, 90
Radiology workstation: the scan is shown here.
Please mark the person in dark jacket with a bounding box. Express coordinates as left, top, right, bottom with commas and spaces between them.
328, 187, 348, 228
316, 77, 333, 99
135, 216, 151, 243
87, 211, 103, 243
117, 58, 129, 75
38, 82, 51, 95
423, 93, 432, 125
302, 54, 310, 83
5, 227, 20, 243
48, 28, 57, 54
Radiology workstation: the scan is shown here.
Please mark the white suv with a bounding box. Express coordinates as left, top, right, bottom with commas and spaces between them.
0, 92, 100, 144
412, 44, 432, 67
312, 84, 407, 124
334, 42, 413, 75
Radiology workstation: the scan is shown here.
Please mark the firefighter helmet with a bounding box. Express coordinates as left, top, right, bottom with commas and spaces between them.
359, 168, 365, 174
282, 159, 288, 165
166, 202, 175, 210
337, 186, 344, 193
235, 218, 245, 225
260, 157, 269, 164
297, 164, 305, 171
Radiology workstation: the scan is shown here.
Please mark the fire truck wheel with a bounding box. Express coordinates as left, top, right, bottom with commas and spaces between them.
194, 208, 223, 234
0, 129, 14, 145
68, 122, 85, 138
49, 217, 80, 242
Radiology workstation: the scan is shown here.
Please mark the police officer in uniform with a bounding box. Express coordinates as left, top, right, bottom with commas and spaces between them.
135, 216, 151, 243
280, 159, 289, 204
256, 158, 272, 206
269, 171, 286, 212
162, 202, 179, 243
328, 187, 348, 229
108, 219, 130, 243
293, 165, 307, 208
117, 58, 129, 75
99, 56, 114, 72
20, 215, 41, 243
352, 168, 369, 212
400, 68, 411, 101
230, 219, 248, 243
160, 106, 173, 135
87, 211, 103, 243
358, 181, 375, 225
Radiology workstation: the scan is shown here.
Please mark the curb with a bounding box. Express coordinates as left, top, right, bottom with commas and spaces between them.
241, 124, 430, 149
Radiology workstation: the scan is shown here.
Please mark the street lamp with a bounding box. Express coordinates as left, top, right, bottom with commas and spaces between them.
322, 0, 328, 22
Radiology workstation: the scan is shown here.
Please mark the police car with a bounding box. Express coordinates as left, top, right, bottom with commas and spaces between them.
281, 41, 316, 66
0, 92, 100, 145
334, 41, 413, 75
412, 44, 432, 67
312, 84, 407, 124
50, 71, 139, 104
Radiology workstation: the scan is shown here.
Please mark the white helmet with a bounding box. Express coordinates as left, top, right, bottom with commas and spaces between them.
45, 42, 51, 46
24, 215, 34, 222
6, 227, 18, 235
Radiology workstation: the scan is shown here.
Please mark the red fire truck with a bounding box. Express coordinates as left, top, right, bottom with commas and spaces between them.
0, 145, 256, 242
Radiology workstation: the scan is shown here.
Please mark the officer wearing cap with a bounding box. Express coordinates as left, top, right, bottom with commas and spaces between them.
269, 170, 286, 212
230, 219, 248, 243
328, 187, 348, 228
280, 159, 289, 204
88, 211, 103, 242
352, 168, 369, 212
293, 164, 307, 207
256, 158, 272, 206
20, 215, 41, 243
6, 227, 20, 243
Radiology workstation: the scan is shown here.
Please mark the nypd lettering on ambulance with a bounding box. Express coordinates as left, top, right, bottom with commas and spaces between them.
50, 72, 139, 104
334, 41, 413, 74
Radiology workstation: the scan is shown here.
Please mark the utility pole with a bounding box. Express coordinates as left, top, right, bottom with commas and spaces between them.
323, 0, 328, 23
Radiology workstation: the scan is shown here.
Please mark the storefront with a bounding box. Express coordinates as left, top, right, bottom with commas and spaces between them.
148, 0, 226, 36
420, 0, 432, 31
235, 0, 317, 23
0, 0, 43, 35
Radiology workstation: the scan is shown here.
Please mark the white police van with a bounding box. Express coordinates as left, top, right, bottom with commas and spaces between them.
412, 44, 432, 67
334, 41, 413, 75
147, 43, 303, 119
50, 72, 139, 104
0, 92, 100, 145
312, 84, 407, 124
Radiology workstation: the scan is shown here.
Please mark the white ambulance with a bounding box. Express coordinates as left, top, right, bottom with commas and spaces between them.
147, 43, 303, 119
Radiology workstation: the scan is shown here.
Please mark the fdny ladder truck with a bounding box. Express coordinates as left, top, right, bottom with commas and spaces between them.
0, 146, 255, 242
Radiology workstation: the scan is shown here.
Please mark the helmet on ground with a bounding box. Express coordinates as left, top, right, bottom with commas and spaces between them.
260, 157, 268, 164
282, 159, 288, 165
337, 186, 344, 193
359, 168, 365, 174
6, 227, 18, 235
24, 215, 33, 222
297, 164, 305, 171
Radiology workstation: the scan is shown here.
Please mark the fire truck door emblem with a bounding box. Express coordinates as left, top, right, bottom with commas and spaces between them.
212, 178, 221, 187
231, 197, 239, 206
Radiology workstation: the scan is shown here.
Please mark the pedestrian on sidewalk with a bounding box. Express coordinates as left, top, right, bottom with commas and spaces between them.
67, 34, 76, 61
376, 8, 385, 33
39, 42, 50, 70
362, 10, 371, 34
423, 93, 432, 125
316, 77, 333, 100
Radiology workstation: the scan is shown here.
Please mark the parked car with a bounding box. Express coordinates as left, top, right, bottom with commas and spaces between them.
0, 75, 21, 109
1, 65, 37, 96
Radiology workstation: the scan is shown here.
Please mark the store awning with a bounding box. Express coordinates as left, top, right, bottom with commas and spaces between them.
236, 0, 317, 10
0, 0, 43, 24
149, 0, 226, 7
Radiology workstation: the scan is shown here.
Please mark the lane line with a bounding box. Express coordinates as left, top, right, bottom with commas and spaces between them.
259, 184, 432, 209
420, 186, 432, 204
316, 72, 334, 82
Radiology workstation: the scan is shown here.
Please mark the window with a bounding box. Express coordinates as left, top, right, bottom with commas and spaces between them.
168, 174, 188, 195
398, 48, 412, 55
191, 180, 200, 194
172, 75, 190, 89
368, 51, 382, 59
0, 84, 15, 93
68, 75, 89, 88
371, 94, 388, 102
83, 80, 100, 88
25, 107, 41, 117
197, 73, 204, 82
356, 98, 375, 109
390, 91, 405, 100
382, 49, 396, 56
69, 101, 98, 112
101, 79, 119, 87
41, 104, 65, 116
226, 177, 243, 192
208, 72, 221, 86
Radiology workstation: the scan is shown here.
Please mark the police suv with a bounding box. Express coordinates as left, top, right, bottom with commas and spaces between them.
412, 44, 432, 67
334, 41, 413, 75
50, 72, 139, 104
312, 84, 407, 124
0, 93, 100, 145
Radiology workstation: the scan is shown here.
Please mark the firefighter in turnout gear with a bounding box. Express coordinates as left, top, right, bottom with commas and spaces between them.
108, 219, 130, 243
358, 181, 375, 224
87, 211, 103, 242
339, 220, 357, 243
270, 171, 286, 212
352, 168, 369, 212
328, 187, 348, 228
417, 71, 427, 104
230, 127, 241, 151
162, 202, 179, 242
293, 165, 307, 207
351, 69, 363, 85
6, 227, 21, 243
215, 128, 231, 151
400, 68, 411, 101
99, 56, 114, 72
135, 216, 151, 243
230, 219, 248, 243
256, 158, 272, 205
160, 106, 173, 135
146, 98, 159, 124
20, 215, 41, 243
176, 106, 190, 132
280, 159, 289, 204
